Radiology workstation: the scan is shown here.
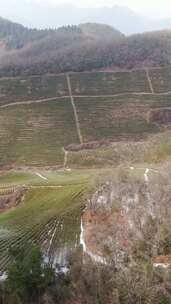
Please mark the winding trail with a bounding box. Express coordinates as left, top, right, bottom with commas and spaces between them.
66, 74, 83, 144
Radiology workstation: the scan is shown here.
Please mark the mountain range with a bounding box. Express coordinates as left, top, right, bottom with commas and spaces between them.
1, 17, 171, 76
1, 1, 171, 35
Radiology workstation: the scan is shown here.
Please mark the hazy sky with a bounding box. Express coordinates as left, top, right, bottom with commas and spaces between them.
1, 0, 171, 19
28, 0, 171, 18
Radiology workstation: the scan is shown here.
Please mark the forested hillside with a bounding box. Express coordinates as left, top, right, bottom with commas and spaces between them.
0, 17, 52, 49
0, 17, 171, 76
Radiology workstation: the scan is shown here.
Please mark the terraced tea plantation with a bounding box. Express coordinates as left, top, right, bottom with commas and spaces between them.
149, 67, 171, 93
0, 66, 170, 272
74, 94, 171, 142
69, 70, 151, 95
0, 169, 97, 270
0, 74, 68, 105
0, 99, 79, 166
0, 67, 170, 167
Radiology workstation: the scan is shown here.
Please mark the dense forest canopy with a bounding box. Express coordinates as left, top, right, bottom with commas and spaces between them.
0, 17, 171, 76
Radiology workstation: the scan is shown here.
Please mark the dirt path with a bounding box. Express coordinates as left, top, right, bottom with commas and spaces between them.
0, 96, 68, 109
146, 69, 154, 94
2, 91, 171, 110
66, 74, 83, 144
74, 92, 171, 97
30, 186, 62, 189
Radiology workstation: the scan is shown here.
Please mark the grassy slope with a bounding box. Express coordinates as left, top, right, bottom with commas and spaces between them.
0, 169, 99, 270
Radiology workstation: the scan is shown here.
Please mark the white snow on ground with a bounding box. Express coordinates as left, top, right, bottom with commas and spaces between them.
153, 263, 170, 269
80, 219, 107, 265
35, 172, 48, 180
0, 272, 7, 281
47, 221, 58, 256
144, 168, 150, 183
80, 219, 87, 252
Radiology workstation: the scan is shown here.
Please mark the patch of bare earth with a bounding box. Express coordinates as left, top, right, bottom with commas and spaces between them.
82, 208, 132, 261
0, 187, 27, 212
65, 140, 111, 152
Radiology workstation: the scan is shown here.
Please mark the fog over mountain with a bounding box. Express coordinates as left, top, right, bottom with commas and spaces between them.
1, 0, 171, 35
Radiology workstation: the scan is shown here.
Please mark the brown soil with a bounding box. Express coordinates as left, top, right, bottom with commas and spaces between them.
154, 255, 171, 264
0, 187, 27, 212
82, 207, 132, 258
65, 140, 111, 152
0, 164, 63, 173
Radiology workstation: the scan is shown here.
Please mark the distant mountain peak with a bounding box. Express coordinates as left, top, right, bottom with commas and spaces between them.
1, 3, 171, 34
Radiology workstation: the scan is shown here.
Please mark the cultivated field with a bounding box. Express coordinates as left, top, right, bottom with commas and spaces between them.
0, 75, 68, 105
0, 99, 79, 166
0, 67, 170, 167
149, 67, 171, 93
0, 169, 98, 270
70, 70, 151, 95
74, 94, 169, 142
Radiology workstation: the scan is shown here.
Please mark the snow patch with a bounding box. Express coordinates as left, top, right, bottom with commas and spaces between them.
144, 168, 150, 183
35, 173, 48, 181
153, 263, 170, 269
80, 218, 107, 265
0, 272, 7, 281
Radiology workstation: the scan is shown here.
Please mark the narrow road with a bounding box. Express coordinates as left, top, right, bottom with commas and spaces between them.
66, 74, 83, 144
